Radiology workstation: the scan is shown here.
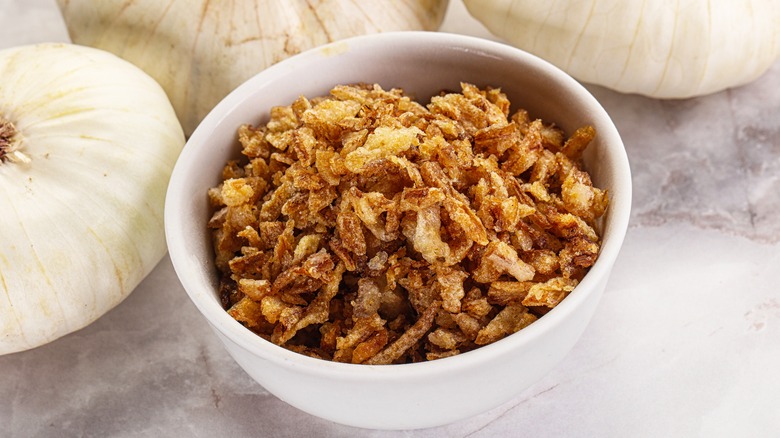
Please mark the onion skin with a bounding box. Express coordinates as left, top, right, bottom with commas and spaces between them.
0, 43, 184, 355
56, 0, 450, 136
464, 0, 780, 98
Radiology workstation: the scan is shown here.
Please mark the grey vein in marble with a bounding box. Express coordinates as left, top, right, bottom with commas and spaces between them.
590, 62, 780, 243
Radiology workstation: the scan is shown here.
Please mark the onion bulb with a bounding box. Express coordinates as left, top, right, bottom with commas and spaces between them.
464, 0, 780, 98
56, 0, 450, 136
0, 43, 184, 355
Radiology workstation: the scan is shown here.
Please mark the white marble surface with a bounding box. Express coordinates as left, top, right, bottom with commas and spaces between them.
2, 1, 779, 436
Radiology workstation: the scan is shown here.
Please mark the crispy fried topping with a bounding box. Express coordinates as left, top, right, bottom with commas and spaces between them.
209, 83, 608, 363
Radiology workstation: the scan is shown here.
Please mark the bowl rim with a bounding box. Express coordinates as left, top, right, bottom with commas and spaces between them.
165, 30, 632, 380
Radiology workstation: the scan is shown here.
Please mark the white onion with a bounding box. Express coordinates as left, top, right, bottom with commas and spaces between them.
0, 43, 184, 354
464, 0, 780, 98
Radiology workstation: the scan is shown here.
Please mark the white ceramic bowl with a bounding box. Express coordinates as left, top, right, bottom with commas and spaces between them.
165, 31, 631, 430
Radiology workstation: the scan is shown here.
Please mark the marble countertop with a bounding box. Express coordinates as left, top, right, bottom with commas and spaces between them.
2, 1, 779, 436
